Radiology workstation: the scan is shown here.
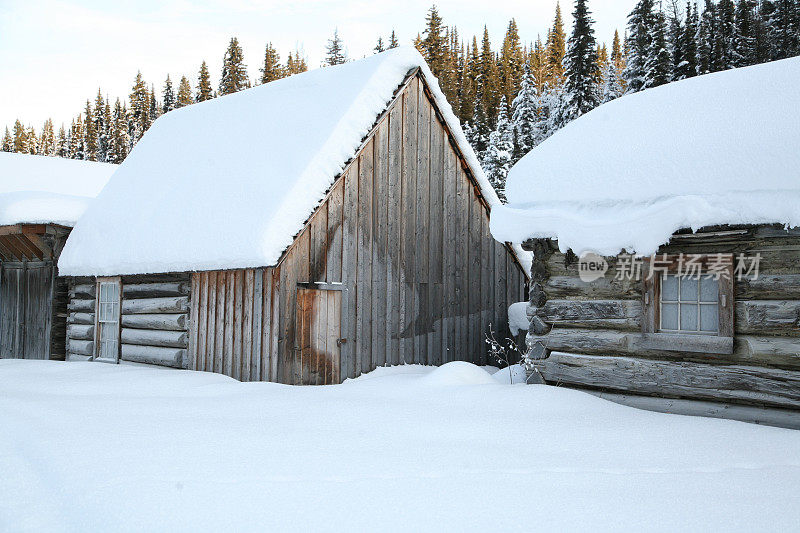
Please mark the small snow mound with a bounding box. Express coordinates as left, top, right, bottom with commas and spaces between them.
419, 361, 498, 386
508, 301, 530, 336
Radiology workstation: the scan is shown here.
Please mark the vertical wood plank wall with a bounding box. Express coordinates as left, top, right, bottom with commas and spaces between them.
188, 74, 527, 383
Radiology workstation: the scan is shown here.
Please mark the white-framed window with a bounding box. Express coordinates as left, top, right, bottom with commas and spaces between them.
95, 278, 120, 362
659, 274, 719, 334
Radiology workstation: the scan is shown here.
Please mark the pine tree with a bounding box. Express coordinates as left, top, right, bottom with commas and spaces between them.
12, 120, 27, 153
500, 19, 525, 108
108, 99, 130, 164
94, 89, 109, 161
624, 0, 656, 92
149, 86, 159, 123
176, 76, 193, 108
511, 65, 541, 160
667, 1, 686, 80
645, 10, 672, 88
219, 37, 250, 94
419, 6, 448, 81
562, 0, 601, 124
56, 126, 69, 158
196, 61, 213, 102
40, 118, 56, 156
25, 126, 38, 154
389, 29, 399, 48
84, 100, 98, 161
162, 75, 175, 113
374, 36, 385, 53
734, 0, 757, 66
470, 81, 491, 155
546, 3, 568, 84
260, 43, 283, 83
286, 51, 309, 74
482, 97, 514, 202
70, 116, 85, 160
1, 128, 12, 152
717, 0, 738, 68
129, 71, 150, 142
697, 0, 715, 73
610, 29, 628, 91
479, 26, 500, 125
680, 2, 699, 77
324, 29, 348, 66
603, 59, 625, 102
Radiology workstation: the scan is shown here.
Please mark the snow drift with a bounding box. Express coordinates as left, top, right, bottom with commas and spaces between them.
490, 56, 800, 256
0, 152, 115, 226
2, 360, 799, 531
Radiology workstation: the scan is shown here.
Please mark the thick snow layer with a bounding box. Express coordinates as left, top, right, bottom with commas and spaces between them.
58, 47, 516, 276
508, 301, 530, 336
2, 360, 799, 532
0, 153, 115, 226
491, 57, 800, 257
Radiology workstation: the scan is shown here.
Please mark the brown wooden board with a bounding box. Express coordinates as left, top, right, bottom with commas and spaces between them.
356, 139, 374, 376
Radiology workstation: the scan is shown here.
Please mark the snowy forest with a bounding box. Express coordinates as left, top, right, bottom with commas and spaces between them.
3, 0, 800, 200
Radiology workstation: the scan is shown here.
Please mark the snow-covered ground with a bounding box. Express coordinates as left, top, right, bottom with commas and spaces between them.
1, 360, 799, 532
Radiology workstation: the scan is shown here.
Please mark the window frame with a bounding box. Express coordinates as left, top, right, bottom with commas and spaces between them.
642, 254, 734, 354
94, 276, 122, 363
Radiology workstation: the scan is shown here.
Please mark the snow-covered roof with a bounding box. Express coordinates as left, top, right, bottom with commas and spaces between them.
490, 56, 800, 257
58, 47, 523, 276
0, 152, 116, 227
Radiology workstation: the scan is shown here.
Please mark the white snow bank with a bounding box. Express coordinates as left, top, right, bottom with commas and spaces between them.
3, 360, 799, 531
491, 57, 800, 257
419, 361, 499, 386
0, 152, 115, 226
58, 47, 517, 276
508, 301, 530, 336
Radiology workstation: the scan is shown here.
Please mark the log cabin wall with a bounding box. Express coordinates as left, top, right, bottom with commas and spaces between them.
526, 225, 800, 410
188, 73, 528, 384
66, 273, 191, 367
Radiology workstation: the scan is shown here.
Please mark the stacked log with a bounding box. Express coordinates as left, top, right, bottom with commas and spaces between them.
65, 279, 95, 361
65, 276, 191, 368
118, 279, 190, 369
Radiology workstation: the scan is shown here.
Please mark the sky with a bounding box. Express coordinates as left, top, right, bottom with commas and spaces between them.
0, 0, 635, 131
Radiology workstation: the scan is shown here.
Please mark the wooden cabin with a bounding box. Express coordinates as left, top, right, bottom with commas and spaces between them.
0, 153, 115, 360
491, 57, 800, 420
58, 48, 529, 383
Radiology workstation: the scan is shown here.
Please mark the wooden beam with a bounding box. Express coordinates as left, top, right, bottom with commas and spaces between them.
539, 351, 800, 409
12, 234, 43, 260
0, 235, 26, 260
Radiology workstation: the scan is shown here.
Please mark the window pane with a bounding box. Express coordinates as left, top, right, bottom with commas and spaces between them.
700, 304, 719, 332
680, 304, 699, 331
700, 276, 719, 303
662, 275, 678, 301
661, 303, 679, 330
680, 277, 699, 302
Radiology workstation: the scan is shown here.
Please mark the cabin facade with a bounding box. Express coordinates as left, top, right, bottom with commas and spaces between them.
491, 57, 800, 420
59, 49, 528, 383
0, 153, 115, 361
521, 226, 800, 412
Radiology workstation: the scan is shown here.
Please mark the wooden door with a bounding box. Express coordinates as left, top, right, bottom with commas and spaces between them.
295, 288, 342, 385
0, 261, 52, 360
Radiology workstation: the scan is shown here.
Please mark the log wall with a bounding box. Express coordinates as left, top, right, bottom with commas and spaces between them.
66, 274, 190, 367
188, 73, 528, 383
525, 225, 800, 409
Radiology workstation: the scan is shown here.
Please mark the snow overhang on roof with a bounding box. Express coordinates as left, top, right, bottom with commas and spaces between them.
58, 46, 529, 276
0, 153, 116, 227
490, 56, 800, 257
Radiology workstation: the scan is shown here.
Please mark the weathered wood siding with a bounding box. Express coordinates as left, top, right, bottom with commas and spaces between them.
0, 261, 63, 360
67, 274, 190, 368
526, 225, 800, 409
187, 73, 527, 383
